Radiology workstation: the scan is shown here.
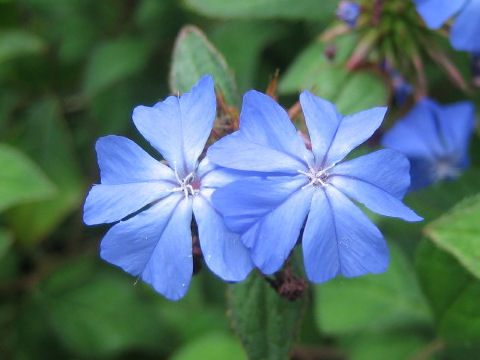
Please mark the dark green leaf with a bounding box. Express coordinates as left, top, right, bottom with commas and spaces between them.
35, 256, 172, 357
416, 239, 480, 351
314, 244, 431, 335
7, 97, 83, 245
0, 144, 56, 212
185, 0, 339, 21
228, 272, 306, 360
170, 25, 239, 106
0, 228, 12, 259
210, 21, 283, 91
84, 37, 151, 97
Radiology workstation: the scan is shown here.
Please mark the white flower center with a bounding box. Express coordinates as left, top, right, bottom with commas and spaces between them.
433, 158, 460, 181
298, 160, 335, 189
171, 165, 199, 199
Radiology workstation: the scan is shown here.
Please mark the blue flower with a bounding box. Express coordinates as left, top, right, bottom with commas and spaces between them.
336, 1, 361, 28
382, 98, 475, 191
414, 0, 480, 51
207, 90, 422, 283
83, 75, 253, 300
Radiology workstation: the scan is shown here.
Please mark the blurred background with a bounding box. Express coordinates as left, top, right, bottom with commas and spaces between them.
1, 0, 479, 359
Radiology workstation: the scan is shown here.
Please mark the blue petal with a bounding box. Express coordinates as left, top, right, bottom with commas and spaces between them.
300, 91, 387, 167
84, 182, 174, 225
100, 194, 193, 301
133, 75, 216, 176
208, 90, 312, 173
95, 135, 175, 184
193, 189, 253, 282
245, 186, 314, 274
414, 0, 466, 29
381, 99, 448, 161
207, 131, 306, 173
211, 175, 308, 235
198, 157, 260, 189
303, 186, 389, 283
330, 149, 423, 222
436, 101, 475, 157
451, 0, 480, 51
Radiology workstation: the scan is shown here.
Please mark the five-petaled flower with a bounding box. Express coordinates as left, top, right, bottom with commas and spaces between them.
207, 90, 422, 283
414, 0, 480, 51
83, 75, 253, 300
382, 98, 475, 191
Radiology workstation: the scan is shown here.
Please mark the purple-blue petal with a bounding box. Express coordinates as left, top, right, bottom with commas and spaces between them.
133, 75, 215, 176
300, 91, 386, 167
100, 194, 193, 301
83, 182, 173, 225
207, 131, 306, 173
303, 186, 389, 283
211, 175, 307, 235
451, 0, 480, 51
193, 189, 253, 282
330, 149, 423, 222
95, 135, 175, 185
414, 0, 466, 29
245, 186, 314, 274
381, 99, 448, 161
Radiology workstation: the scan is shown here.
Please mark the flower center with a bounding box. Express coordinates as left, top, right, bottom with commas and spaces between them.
298, 159, 335, 189
171, 166, 200, 199
433, 158, 460, 181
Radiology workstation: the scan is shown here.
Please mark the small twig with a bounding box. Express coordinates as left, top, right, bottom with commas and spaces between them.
288, 101, 302, 121
407, 338, 445, 360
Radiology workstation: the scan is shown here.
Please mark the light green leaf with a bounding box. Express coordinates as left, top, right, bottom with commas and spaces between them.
170, 333, 247, 360
346, 333, 435, 360
170, 25, 239, 106
7, 97, 83, 245
424, 194, 480, 279
0, 30, 45, 64
84, 37, 151, 97
416, 239, 480, 352
185, 0, 339, 21
314, 244, 432, 335
0, 144, 56, 213
279, 34, 388, 114
228, 272, 306, 360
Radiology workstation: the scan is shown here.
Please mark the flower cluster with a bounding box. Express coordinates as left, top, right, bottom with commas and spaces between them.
84, 75, 424, 300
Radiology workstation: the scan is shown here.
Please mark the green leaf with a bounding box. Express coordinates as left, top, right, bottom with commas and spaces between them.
0, 228, 12, 260
0, 144, 56, 213
7, 97, 83, 245
228, 272, 306, 360
210, 21, 283, 91
416, 239, 480, 352
0, 30, 45, 63
170, 25, 239, 106
379, 168, 480, 252
185, 0, 339, 21
170, 333, 247, 360
346, 333, 435, 360
35, 256, 173, 357
424, 194, 480, 279
84, 37, 151, 97
314, 243, 431, 335
279, 34, 388, 114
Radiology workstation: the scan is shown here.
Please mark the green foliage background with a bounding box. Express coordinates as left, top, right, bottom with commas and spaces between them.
1, 0, 479, 359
